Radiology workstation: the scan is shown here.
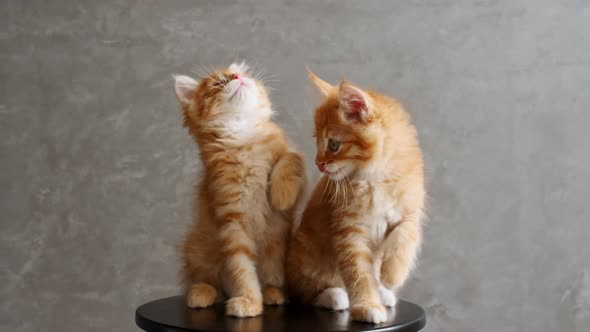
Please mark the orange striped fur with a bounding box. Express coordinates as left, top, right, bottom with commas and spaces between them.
287, 70, 425, 324
174, 63, 305, 317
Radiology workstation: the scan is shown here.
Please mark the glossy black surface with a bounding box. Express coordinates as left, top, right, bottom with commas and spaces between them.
135, 296, 426, 332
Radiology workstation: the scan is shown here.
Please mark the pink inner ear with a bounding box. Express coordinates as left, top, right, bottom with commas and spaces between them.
340, 85, 367, 120
347, 98, 366, 113
177, 85, 194, 101
174, 75, 198, 104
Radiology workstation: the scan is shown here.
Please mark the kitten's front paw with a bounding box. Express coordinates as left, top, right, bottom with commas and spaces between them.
186, 283, 218, 308
270, 153, 304, 211
380, 262, 407, 290
378, 285, 398, 307
313, 287, 349, 310
263, 286, 286, 305
225, 296, 263, 317
350, 303, 388, 324
270, 176, 301, 211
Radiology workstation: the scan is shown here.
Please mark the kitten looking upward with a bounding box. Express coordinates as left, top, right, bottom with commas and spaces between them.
287, 70, 425, 324
174, 63, 305, 317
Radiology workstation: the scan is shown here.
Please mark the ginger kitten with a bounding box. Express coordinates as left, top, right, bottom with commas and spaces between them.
174, 63, 305, 317
287, 70, 425, 324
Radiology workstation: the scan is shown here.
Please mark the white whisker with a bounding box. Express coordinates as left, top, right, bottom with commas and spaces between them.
321, 176, 330, 202
313, 173, 325, 188
345, 176, 357, 204
342, 178, 348, 208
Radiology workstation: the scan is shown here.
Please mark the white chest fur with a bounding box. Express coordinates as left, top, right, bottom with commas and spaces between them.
357, 183, 403, 246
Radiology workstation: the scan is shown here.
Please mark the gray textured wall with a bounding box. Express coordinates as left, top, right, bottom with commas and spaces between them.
1, 1, 589, 331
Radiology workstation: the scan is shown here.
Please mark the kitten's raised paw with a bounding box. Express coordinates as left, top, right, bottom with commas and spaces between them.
350, 303, 388, 324
270, 177, 300, 210
225, 296, 263, 317
186, 283, 218, 308
263, 286, 286, 305
379, 285, 398, 307
269, 153, 304, 211
313, 287, 349, 310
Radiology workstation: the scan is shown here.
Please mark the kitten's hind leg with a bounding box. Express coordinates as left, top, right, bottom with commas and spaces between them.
314, 287, 350, 311
187, 282, 222, 308
259, 211, 289, 305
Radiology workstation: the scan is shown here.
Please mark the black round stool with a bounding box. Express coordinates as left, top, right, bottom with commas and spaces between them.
135, 296, 426, 332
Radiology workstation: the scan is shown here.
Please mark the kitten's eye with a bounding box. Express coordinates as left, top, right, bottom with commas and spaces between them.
328, 138, 341, 152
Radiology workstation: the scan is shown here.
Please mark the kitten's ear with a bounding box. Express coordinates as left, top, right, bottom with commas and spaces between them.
173, 75, 198, 105
339, 81, 369, 122
307, 68, 334, 97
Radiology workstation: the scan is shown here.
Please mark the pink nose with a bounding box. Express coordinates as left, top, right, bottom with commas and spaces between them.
232, 73, 240, 80
316, 162, 326, 173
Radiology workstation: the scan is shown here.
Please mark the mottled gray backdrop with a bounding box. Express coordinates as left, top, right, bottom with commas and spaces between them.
1, 1, 589, 331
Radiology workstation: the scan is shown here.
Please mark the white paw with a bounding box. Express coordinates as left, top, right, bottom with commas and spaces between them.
379, 285, 398, 307
313, 287, 350, 310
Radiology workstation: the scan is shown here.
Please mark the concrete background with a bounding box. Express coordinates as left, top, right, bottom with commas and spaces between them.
1, 0, 589, 331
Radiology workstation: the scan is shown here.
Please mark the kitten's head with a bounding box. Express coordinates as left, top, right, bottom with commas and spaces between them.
308, 70, 385, 180
173, 62, 272, 131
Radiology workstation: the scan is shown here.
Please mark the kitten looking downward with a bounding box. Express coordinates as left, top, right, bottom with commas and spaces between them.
174, 63, 305, 317
287, 71, 425, 323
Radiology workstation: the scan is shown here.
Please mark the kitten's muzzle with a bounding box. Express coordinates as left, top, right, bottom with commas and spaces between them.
316, 162, 326, 173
